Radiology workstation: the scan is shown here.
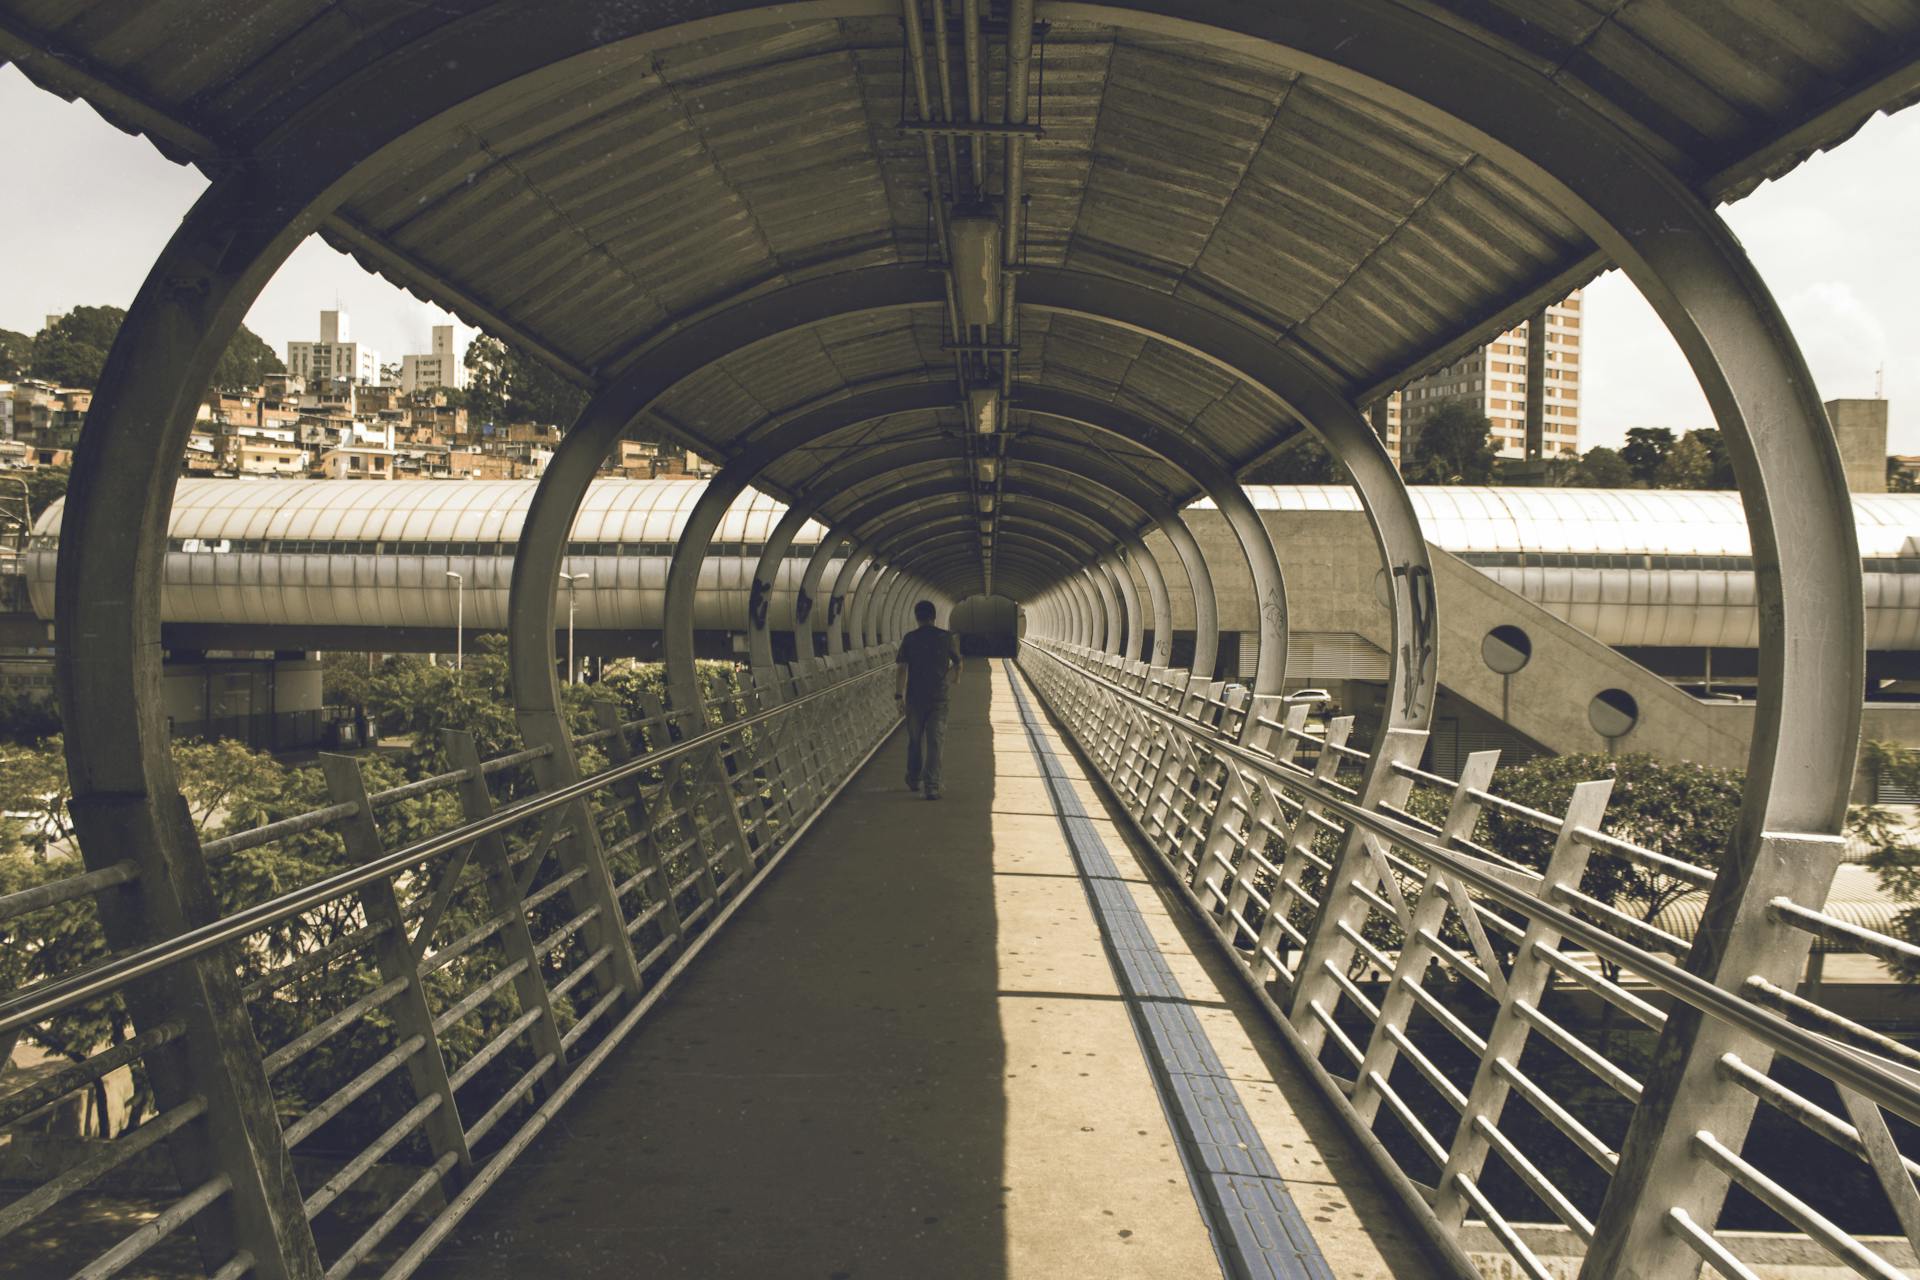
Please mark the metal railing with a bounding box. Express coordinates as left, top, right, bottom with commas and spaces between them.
1021, 640, 1920, 1280
0, 653, 899, 1279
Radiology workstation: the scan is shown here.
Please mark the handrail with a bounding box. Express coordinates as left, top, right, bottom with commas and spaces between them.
0, 663, 890, 1038
1023, 644, 1920, 1129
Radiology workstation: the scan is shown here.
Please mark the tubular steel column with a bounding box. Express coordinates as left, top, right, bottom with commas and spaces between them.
1098, 564, 1121, 656
1105, 552, 1141, 662
746, 501, 817, 678
1089, 562, 1124, 656
828, 547, 876, 659
797, 533, 848, 667
1161, 515, 1217, 677
1066, 572, 1096, 649
1124, 536, 1172, 667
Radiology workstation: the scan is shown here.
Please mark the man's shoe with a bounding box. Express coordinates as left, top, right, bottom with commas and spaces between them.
905, 777, 920, 791
924, 789, 941, 801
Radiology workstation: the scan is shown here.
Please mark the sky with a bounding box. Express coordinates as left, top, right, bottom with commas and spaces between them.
2, 61, 1916, 449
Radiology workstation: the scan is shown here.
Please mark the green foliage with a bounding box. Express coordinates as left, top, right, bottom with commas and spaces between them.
30, 305, 126, 387
22, 464, 69, 514
1685, 428, 1737, 489
1621, 426, 1676, 486
1846, 741, 1920, 981
0, 689, 60, 746
1650, 429, 1735, 489
1654, 432, 1713, 488
1403, 401, 1498, 485
321, 650, 376, 710
1474, 752, 1741, 923
1246, 437, 1343, 485
210, 324, 285, 392
463, 334, 588, 428
26, 307, 281, 395
0, 328, 30, 379
1568, 446, 1634, 488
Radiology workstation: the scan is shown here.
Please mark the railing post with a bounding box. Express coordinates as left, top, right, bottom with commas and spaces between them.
1288, 727, 1429, 1058
586, 707, 687, 965
636, 690, 725, 917
1434, 778, 1614, 1226
1256, 713, 1353, 989
513, 721, 646, 1002
1577, 829, 1847, 1279
65, 793, 326, 1280
1347, 750, 1501, 1126
319, 755, 473, 1179
1191, 688, 1257, 902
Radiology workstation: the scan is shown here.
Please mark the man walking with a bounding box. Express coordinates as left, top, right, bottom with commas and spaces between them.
895, 599, 961, 799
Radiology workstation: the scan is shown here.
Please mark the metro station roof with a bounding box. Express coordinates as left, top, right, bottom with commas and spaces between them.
6, 2, 1918, 599
1232, 485, 1920, 559
28, 478, 824, 548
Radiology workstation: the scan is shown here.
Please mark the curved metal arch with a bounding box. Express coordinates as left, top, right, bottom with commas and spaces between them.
530, 365, 1265, 722
750, 430, 1197, 672
51, 31, 1854, 1265
1104, 553, 1144, 662
793, 532, 849, 667
840, 480, 1144, 568
871, 510, 1101, 571
512, 333, 1298, 731
1087, 563, 1124, 655
63, 1, 1844, 850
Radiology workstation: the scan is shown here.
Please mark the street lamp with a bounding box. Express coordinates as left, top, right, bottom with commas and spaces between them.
560, 571, 591, 685
0, 475, 31, 549
445, 571, 464, 671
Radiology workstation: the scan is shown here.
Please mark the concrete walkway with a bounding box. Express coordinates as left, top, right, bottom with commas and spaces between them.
419, 660, 1430, 1279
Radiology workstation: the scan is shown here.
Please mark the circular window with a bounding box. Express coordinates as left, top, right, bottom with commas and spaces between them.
1588, 688, 1640, 739
1482, 625, 1532, 675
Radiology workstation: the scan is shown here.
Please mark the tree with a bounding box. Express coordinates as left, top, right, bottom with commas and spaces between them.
31, 305, 127, 387
464, 334, 588, 427
1403, 401, 1498, 484
209, 324, 285, 392
1621, 426, 1676, 486
1655, 432, 1714, 488
28, 308, 281, 394
0, 328, 31, 379
1246, 436, 1342, 484
1477, 753, 1742, 928
1689, 428, 1737, 489
1846, 741, 1920, 981
1569, 446, 1634, 488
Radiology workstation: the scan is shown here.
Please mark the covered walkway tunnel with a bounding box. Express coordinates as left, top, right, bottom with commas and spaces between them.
3, 4, 1917, 1279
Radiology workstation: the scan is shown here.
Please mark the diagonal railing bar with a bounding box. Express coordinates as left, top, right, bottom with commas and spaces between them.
1020, 638, 1920, 1280
0, 665, 893, 1039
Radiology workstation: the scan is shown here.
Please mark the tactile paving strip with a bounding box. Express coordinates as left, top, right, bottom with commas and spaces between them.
1006, 662, 1336, 1280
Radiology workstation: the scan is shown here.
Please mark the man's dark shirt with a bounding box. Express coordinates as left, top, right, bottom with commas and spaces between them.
896, 625, 957, 707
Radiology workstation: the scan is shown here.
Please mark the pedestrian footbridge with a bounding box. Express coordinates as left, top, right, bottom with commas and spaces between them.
5, 3, 1920, 1277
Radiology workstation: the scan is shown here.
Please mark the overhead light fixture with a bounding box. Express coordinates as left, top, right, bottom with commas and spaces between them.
978, 492, 996, 513
978, 516, 993, 533
967, 387, 1000, 435
947, 207, 1003, 336
976, 457, 998, 482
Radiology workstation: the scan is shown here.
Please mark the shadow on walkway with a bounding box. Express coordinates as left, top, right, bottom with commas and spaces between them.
419, 664, 1009, 1279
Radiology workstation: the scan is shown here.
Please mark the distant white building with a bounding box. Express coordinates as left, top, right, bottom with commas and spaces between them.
400, 325, 468, 393
285, 310, 381, 385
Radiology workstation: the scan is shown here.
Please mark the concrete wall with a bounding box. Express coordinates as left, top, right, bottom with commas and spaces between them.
1829, 397, 1889, 494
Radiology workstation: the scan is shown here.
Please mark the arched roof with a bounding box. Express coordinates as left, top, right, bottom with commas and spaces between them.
6, 1, 1916, 600
1230, 485, 1920, 559
28, 478, 827, 547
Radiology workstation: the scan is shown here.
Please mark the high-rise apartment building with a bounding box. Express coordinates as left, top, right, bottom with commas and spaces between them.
285, 310, 381, 385
400, 324, 468, 393
1393, 292, 1583, 461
